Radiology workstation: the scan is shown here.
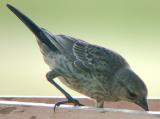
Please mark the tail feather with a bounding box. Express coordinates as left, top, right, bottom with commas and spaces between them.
7, 4, 59, 52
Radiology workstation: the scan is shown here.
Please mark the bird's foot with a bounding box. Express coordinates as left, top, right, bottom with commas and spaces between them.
54, 98, 84, 112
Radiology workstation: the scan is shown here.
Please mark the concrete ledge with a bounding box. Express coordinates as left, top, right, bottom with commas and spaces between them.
0, 97, 160, 119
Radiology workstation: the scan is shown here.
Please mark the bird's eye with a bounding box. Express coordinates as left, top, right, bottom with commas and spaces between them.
129, 92, 137, 98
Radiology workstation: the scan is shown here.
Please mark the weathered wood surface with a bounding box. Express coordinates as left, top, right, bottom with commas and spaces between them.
0, 97, 159, 119
0, 96, 159, 111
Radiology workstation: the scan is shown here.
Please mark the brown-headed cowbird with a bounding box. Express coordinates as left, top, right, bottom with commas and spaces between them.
7, 4, 148, 111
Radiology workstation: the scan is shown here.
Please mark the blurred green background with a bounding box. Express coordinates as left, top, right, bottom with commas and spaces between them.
0, 0, 159, 97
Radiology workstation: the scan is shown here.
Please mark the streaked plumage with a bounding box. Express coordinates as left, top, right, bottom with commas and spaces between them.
7, 4, 149, 111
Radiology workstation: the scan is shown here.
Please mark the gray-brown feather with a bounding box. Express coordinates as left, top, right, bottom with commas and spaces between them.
38, 32, 130, 104
7, 4, 148, 109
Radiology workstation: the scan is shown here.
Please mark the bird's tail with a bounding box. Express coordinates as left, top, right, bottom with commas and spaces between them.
7, 4, 60, 52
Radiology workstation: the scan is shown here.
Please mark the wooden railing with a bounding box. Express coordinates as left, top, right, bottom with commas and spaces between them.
0, 96, 159, 119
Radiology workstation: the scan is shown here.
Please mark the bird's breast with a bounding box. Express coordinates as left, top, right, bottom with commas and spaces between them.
43, 53, 115, 101
56, 59, 113, 101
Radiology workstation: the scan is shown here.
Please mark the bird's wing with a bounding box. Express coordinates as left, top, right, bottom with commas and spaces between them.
39, 30, 127, 72
41, 29, 78, 56
73, 41, 122, 72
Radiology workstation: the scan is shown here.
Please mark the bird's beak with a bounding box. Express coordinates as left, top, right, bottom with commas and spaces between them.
135, 98, 149, 111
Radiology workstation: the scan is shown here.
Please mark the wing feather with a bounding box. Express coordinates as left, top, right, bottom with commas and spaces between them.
73, 41, 127, 72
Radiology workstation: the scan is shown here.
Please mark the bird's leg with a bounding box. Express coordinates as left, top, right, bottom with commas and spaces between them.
46, 70, 84, 111
96, 100, 104, 108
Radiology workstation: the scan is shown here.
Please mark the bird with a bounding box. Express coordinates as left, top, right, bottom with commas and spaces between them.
7, 4, 149, 111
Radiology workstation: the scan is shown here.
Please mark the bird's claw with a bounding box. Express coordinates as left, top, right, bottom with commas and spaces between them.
54, 98, 84, 112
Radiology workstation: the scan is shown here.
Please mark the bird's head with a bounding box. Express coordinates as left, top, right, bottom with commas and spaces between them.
112, 67, 149, 111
